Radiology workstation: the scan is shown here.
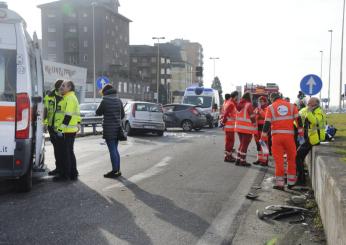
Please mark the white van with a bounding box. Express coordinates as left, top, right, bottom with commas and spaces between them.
0, 3, 45, 191
183, 87, 220, 128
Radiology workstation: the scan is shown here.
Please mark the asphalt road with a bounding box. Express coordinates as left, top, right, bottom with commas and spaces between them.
0, 128, 265, 245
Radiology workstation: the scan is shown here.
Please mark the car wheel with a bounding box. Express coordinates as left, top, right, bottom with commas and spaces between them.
194, 128, 202, 131
125, 122, 133, 136
209, 122, 214, 128
16, 165, 32, 192
182, 120, 193, 132
157, 131, 164, 136
214, 122, 219, 128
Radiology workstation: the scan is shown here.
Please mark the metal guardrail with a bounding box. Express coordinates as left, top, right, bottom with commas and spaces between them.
80, 116, 103, 135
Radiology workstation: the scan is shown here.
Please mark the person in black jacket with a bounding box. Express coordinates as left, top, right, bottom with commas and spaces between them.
96, 84, 125, 178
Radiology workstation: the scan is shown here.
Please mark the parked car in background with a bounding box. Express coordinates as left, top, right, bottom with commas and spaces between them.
123, 101, 165, 136
80, 103, 100, 117
163, 104, 207, 131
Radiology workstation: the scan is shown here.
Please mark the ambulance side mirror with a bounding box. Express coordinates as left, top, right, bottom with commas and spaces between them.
32, 96, 42, 103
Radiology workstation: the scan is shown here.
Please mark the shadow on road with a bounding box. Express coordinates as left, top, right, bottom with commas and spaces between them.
0, 179, 152, 245
119, 178, 219, 240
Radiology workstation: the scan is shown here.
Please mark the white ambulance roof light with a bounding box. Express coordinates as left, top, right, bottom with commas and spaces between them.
0, 2, 8, 8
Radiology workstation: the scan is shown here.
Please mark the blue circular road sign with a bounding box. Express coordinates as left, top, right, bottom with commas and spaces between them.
300, 74, 323, 96
96, 76, 110, 90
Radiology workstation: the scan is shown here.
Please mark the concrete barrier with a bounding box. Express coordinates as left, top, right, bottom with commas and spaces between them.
306, 144, 346, 245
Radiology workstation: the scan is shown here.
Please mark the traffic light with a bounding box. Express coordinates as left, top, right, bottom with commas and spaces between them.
196, 66, 203, 77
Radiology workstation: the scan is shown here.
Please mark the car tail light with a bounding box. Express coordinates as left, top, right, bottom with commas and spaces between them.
16, 93, 30, 139
132, 104, 136, 118
190, 107, 200, 116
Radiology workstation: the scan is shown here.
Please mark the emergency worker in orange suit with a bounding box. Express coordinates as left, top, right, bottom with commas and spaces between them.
253, 96, 269, 166
222, 91, 239, 162
234, 92, 256, 167
261, 92, 304, 190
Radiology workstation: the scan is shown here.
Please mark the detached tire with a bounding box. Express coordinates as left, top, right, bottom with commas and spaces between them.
182, 120, 193, 132
16, 166, 32, 192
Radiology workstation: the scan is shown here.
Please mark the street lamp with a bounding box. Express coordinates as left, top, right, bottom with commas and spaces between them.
328, 30, 333, 109
152, 36, 165, 103
92, 2, 97, 102
209, 57, 219, 79
319, 50, 323, 100
339, 0, 346, 112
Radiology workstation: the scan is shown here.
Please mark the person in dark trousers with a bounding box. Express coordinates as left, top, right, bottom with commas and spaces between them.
43, 79, 63, 176
54, 80, 81, 181
96, 84, 125, 178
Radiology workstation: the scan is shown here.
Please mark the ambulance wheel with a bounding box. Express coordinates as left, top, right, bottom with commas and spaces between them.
16, 165, 32, 192
214, 122, 219, 128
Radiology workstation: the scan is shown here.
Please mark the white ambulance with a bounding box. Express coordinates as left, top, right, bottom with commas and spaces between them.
0, 3, 45, 192
183, 86, 220, 128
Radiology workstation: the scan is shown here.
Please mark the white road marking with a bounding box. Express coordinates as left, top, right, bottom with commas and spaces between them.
102, 156, 172, 191
195, 168, 259, 245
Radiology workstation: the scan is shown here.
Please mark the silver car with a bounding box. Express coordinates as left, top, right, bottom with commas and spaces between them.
123, 101, 165, 136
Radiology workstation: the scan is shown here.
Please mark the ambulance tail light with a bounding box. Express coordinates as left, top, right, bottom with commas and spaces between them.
16, 93, 30, 139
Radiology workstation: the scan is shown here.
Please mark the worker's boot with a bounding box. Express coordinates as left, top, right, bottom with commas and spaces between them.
273, 177, 285, 191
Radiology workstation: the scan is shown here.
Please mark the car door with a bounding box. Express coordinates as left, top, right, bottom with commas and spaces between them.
33, 33, 44, 167
148, 103, 163, 123
163, 105, 176, 127
0, 31, 17, 171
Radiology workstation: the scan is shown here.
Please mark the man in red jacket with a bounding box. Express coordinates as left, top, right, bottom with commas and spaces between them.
222, 91, 239, 162
253, 96, 269, 166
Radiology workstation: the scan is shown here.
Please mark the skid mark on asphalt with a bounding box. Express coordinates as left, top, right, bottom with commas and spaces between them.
102, 156, 172, 191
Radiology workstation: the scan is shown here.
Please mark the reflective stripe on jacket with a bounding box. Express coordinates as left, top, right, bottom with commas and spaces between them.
224, 100, 237, 132
234, 102, 256, 134
304, 106, 326, 145
265, 99, 301, 136
55, 91, 81, 133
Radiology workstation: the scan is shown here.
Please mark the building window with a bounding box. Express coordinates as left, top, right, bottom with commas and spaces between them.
133, 84, 137, 94
167, 68, 171, 74
167, 59, 171, 64
124, 83, 127, 93
69, 27, 77, 33
151, 68, 156, 74
48, 41, 56, 48
161, 78, 165, 85
151, 57, 156, 63
146, 86, 150, 93
48, 27, 56, 33
137, 84, 141, 94
161, 68, 165, 74
132, 57, 137, 63
118, 82, 122, 93
83, 55, 88, 61
129, 83, 133, 93
111, 30, 115, 36
161, 58, 165, 64
115, 25, 119, 31
83, 12, 88, 18
83, 26, 88, 32
83, 40, 88, 48
124, 49, 128, 55
119, 34, 123, 40
47, 13, 56, 18
47, 53, 57, 61
106, 15, 109, 20
69, 12, 77, 18
111, 17, 114, 23
105, 43, 109, 49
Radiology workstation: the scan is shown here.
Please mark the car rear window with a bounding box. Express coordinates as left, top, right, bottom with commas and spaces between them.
135, 103, 148, 111
0, 49, 16, 102
149, 104, 162, 112
174, 105, 189, 111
